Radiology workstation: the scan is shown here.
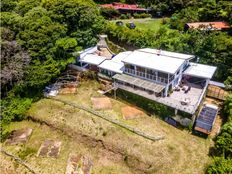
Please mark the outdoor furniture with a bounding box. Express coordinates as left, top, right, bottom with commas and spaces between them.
181, 98, 190, 105
174, 87, 180, 91
184, 86, 191, 93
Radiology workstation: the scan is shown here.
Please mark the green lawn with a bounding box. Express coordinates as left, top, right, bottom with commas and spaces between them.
111, 18, 167, 33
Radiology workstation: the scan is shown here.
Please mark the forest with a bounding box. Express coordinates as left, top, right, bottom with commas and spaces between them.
1, 0, 232, 173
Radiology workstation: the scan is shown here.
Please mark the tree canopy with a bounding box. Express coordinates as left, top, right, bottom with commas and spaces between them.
0, 0, 105, 127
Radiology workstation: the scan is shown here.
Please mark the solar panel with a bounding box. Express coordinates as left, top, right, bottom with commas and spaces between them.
195, 105, 218, 133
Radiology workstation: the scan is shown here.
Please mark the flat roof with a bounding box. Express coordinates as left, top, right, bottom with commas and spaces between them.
209, 81, 225, 88
113, 74, 165, 93
111, 51, 132, 63
122, 50, 185, 74
98, 60, 124, 73
98, 51, 132, 73
79, 46, 97, 59
139, 48, 194, 60
184, 63, 217, 79
80, 54, 106, 65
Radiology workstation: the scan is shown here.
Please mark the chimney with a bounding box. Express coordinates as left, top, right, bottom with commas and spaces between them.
97, 35, 108, 50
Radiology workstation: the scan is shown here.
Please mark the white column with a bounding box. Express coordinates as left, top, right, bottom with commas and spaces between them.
164, 85, 169, 97
156, 71, 158, 81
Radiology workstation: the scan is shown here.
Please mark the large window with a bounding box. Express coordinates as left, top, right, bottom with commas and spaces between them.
158, 71, 168, 79
125, 64, 134, 70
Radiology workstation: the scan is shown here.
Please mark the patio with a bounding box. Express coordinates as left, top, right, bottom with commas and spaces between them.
116, 83, 205, 114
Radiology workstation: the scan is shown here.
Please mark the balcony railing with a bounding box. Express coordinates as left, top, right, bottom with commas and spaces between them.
124, 68, 170, 84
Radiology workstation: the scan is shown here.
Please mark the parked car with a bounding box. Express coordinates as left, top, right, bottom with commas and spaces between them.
127, 22, 136, 29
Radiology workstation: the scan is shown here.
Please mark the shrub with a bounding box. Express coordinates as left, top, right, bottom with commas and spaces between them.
133, 13, 151, 19
1, 97, 32, 127
18, 147, 37, 160
0, 130, 11, 143
119, 14, 127, 19
206, 157, 232, 174
215, 122, 232, 158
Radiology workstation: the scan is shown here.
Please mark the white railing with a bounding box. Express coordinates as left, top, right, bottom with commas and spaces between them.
124, 68, 169, 84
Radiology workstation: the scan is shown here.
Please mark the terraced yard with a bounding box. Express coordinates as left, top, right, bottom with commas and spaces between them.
1, 80, 214, 174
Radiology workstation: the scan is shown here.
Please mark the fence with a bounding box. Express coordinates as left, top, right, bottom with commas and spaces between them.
49, 97, 165, 142
207, 85, 228, 101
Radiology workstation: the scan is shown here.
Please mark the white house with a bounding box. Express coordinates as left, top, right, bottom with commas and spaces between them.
77, 47, 216, 115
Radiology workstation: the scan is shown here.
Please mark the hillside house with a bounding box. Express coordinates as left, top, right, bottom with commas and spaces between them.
100, 2, 149, 14
77, 40, 217, 115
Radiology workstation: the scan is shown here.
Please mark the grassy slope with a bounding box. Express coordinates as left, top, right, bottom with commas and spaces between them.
1, 120, 133, 174
111, 18, 164, 33
19, 80, 213, 174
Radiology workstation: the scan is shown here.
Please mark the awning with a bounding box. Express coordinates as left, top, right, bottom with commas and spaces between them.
113, 74, 165, 93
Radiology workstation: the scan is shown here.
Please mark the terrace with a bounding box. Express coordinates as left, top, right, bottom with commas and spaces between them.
114, 74, 205, 114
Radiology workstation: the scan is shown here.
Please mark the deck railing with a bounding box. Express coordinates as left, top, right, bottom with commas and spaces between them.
124, 68, 169, 84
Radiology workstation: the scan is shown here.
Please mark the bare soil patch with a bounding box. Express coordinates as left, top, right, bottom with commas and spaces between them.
66, 154, 93, 174
59, 87, 77, 94
91, 97, 112, 110
37, 140, 61, 158
66, 154, 81, 174
5, 128, 32, 145
121, 106, 144, 120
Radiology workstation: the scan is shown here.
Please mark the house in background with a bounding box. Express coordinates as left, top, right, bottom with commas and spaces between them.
100, 2, 149, 14
76, 36, 217, 115
184, 21, 230, 31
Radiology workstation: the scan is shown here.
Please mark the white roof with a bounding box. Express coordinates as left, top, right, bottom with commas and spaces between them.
184, 63, 217, 79
139, 48, 194, 60
209, 81, 225, 88
80, 54, 106, 65
99, 60, 124, 73
122, 50, 185, 74
79, 46, 97, 59
97, 51, 131, 73
111, 51, 132, 63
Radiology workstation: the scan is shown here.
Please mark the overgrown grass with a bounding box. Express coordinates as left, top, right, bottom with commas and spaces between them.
24, 80, 213, 174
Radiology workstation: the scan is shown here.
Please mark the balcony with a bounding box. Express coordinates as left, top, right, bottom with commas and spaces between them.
124, 68, 169, 84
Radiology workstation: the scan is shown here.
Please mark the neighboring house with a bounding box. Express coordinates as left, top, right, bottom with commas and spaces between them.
100, 2, 149, 14
77, 38, 217, 115
185, 21, 230, 31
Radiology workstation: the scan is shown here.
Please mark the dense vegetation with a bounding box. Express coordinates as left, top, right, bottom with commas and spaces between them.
1, 0, 105, 128
206, 94, 232, 173
105, 23, 232, 83
95, 0, 232, 18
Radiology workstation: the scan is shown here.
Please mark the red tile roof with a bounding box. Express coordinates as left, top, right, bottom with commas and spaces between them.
100, 3, 147, 11
186, 22, 230, 30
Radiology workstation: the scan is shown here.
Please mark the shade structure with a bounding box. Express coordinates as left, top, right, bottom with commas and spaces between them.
113, 74, 165, 93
